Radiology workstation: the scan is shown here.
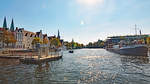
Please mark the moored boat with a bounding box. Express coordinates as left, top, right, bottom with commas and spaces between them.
107, 44, 148, 56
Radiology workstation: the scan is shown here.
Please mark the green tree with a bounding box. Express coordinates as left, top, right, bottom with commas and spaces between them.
32, 37, 43, 45
50, 38, 61, 48
66, 42, 71, 49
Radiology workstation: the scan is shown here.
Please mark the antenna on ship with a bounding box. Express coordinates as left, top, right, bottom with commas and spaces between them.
139, 25, 142, 35
135, 24, 137, 35
139, 30, 142, 35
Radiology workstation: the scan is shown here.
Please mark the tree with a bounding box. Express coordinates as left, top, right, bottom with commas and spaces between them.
66, 42, 71, 49
49, 38, 61, 48
0, 29, 16, 47
32, 37, 42, 45
43, 38, 49, 44
65, 41, 84, 49
88, 42, 93, 47
120, 36, 125, 40
146, 37, 150, 45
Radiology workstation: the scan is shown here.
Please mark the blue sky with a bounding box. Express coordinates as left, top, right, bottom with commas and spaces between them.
0, 0, 150, 44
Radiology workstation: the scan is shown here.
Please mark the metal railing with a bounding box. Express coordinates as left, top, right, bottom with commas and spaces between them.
0, 48, 63, 59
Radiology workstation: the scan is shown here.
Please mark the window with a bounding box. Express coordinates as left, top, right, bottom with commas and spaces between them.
25, 33, 28, 36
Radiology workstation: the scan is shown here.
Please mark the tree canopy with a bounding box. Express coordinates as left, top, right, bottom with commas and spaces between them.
32, 37, 43, 45
43, 38, 49, 44
49, 38, 61, 48
0, 29, 16, 47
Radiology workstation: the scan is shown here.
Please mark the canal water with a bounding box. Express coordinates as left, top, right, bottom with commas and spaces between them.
0, 49, 150, 84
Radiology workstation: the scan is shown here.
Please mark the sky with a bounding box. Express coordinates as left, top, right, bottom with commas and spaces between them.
0, 0, 150, 44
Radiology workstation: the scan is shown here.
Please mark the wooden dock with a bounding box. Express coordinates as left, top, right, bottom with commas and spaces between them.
0, 47, 63, 64
148, 46, 150, 56
0, 55, 62, 64
0, 50, 63, 64
19, 55, 62, 64
0, 56, 21, 59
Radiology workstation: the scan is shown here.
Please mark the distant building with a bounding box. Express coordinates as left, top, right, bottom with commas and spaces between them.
10, 19, 15, 32
106, 35, 150, 45
15, 28, 49, 49
36, 30, 43, 42
3, 17, 7, 29
24, 30, 36, 49
57, 29, 64, 45
15, 28, 24, 48
57, 29, 60, 39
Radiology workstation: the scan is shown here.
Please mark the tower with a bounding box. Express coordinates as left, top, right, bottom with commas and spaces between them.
3, 16, 7, 29
57, 29, 60, 39
10, 18, 15, 32
71, 38, 74, 48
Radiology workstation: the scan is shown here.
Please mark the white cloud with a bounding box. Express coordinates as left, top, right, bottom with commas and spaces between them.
77, 0, 104, 7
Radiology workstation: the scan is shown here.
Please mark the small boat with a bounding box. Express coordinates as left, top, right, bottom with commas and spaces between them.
69, 50, 74, 53
68, 38, 75, 53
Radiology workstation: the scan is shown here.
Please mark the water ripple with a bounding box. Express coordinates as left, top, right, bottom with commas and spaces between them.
0, 49, 150, 84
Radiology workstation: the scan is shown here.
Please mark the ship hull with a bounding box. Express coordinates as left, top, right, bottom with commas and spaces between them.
107, 45, 148, 56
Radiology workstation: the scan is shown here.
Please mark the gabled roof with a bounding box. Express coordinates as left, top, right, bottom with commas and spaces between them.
36, 32, 40, 37
48, 35, 56, 40
43, 34, 47, 38
24, 30, 36, 37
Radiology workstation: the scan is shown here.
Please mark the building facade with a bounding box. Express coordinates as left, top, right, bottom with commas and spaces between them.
0, 17, 63, 49
106, 35, 150, 45
15, 28, 42, 49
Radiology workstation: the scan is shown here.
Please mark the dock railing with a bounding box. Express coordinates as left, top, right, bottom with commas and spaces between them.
0, 47, 63, 60
37, 47, 63, 59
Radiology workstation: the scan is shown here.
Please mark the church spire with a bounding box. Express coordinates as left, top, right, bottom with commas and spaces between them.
57, 29, 60, 39
10, 18, 15, 32
3, 16, 7, 29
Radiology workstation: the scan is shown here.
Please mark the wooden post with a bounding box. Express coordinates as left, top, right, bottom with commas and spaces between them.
148, 46, 150, 56
38, 48, 41, 59
46, 47, 48, 57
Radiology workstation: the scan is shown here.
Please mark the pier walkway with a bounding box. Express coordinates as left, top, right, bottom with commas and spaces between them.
0, 48, 63, 64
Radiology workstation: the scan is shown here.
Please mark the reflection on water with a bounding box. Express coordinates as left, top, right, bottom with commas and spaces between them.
0, 58, 20, 66
120, 55, 149, 64
34, 62, 50, 84
0, 49, 150, 84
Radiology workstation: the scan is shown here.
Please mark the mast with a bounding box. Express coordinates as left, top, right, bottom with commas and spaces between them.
139, 30, 142, 35
135, 24, 137, 35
